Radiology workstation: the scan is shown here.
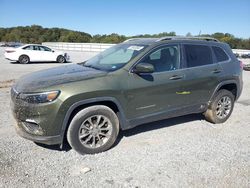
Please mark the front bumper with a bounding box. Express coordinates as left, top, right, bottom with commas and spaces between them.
10, 87, 64, 145
64, 53, 70, 61
15, 123, 62, 145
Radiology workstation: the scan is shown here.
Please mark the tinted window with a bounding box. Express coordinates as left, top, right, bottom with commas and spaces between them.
33, 45, 39, 51
212, 46, 229, 62
184, 45, 213, 67
39, 46, 52, 51
141, 45, 180, 72
23, 45, 33, 50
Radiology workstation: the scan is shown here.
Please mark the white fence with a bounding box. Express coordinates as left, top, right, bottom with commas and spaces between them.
42, 42, 250, 56
232, 49, 250, 55
42, 42, 115, 52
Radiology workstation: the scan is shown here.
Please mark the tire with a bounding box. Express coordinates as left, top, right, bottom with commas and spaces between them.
57, 55, 66, 63
204, 89, 235, 124
67, 105, 119, 155
18, 55, 30, 64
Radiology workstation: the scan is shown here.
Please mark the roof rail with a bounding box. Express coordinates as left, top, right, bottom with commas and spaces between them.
123, 38, 141, 43
157, 36, 219, 42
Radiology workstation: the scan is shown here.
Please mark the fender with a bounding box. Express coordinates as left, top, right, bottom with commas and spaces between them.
208, 79, 239, 104
60, 97, 129, 141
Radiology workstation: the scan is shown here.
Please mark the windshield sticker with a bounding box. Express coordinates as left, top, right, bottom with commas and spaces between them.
127, 46, 144, 51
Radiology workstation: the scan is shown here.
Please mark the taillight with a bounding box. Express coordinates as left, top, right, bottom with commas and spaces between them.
5, 50, 15, 53
239, 60, 244, 69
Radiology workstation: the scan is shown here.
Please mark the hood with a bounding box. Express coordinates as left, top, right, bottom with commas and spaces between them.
14, 64, 107, 92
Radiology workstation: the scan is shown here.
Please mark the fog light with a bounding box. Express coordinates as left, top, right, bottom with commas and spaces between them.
21, 120, 44, 135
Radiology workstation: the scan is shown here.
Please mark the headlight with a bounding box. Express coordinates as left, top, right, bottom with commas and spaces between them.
18, 91, 60, 103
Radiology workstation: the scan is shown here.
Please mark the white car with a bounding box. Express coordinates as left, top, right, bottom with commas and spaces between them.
4, 44, 70, 64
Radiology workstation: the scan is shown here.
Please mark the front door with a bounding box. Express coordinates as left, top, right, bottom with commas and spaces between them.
125, 44, 187, 120
38, 46, 55, 61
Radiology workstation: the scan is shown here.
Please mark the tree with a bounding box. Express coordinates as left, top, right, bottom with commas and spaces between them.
186, 32, 192, 37
0, 25, 249, 49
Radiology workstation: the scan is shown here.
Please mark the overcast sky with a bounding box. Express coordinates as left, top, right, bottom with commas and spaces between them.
0, 0, 250, 38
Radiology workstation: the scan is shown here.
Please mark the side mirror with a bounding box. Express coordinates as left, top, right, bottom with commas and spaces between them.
52, 50, 55, 52
133, 63, 154, 74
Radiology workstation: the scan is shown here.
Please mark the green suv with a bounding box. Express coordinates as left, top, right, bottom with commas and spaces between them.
11, 37, 243, 154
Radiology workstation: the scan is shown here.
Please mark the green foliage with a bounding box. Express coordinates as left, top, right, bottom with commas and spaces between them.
131, 32, 176, 38
0, 25, 92, 43
200, 32, 250, 49
91, 33, 127, 43
0, 25, 249, 49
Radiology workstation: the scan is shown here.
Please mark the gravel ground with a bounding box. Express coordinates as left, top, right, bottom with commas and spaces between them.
0, 47, 250, 187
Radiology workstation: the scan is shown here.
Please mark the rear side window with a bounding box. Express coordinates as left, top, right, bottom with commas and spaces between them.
212, 46, 229, 62
184, 45, 213, 67
23, 45, 33, 50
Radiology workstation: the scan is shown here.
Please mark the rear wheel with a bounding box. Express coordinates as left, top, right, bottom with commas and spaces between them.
67, 105, 119, 155
204, 89, 234, 124
19, 55, 30, 64
57, 55, 66, 63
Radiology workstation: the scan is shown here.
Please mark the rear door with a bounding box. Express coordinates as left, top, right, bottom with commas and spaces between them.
179, 43, 222, 106
22, 45, 41, 61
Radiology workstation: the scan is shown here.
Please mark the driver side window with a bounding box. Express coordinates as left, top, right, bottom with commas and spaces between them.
141, 45, 180, 72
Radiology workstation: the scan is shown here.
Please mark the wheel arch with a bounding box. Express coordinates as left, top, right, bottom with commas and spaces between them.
60, 97, 128, 145
19, 54, 30, 59
209, 80, 238, 104
56, 54, 66, 62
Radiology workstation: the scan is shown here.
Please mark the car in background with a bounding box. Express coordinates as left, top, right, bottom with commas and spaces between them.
243, 62, 250, 71
241, 53, 250, 59
234, 53, 240, 58
4, 44, 69, 64
0, 42, 24, 47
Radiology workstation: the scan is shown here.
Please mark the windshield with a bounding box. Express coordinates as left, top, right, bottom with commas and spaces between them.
83, 43, 147, 71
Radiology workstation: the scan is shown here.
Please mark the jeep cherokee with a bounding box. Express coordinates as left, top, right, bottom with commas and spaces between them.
10, 37, 243, 154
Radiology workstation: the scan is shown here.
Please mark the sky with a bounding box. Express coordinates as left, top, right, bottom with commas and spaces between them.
0, 0, 250, 38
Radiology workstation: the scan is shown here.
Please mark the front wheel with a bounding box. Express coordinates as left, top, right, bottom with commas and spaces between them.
204, 89, 235, 124
67, 105, 119, 155
57, 55, 66, 63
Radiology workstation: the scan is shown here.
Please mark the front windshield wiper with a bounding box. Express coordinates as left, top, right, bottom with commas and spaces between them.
83, 64, 102, 71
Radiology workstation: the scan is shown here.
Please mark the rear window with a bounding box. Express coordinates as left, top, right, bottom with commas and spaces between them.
184, 45, 213, 67
212, 46, 229, 62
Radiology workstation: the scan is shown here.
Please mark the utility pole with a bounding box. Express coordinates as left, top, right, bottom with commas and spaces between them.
198, 30, 201, 36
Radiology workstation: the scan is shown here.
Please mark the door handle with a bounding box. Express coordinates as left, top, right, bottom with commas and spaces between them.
212, 69, 221, 74
169, 75, 184, 80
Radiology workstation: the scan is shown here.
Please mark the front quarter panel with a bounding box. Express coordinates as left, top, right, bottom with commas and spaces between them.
48, 71, 129, 136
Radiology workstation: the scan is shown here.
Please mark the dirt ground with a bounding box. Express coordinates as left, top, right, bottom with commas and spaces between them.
0, 47, 249, 187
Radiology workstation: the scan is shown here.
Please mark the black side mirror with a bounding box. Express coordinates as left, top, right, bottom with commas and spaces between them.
133, 63, 154, 74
